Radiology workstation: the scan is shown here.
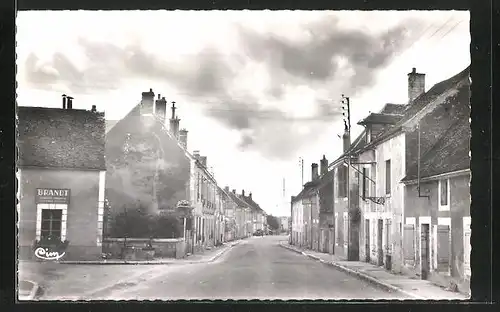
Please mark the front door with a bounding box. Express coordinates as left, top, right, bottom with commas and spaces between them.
365, 219, 370, 263
377, 219, 384, 266
420, 223, 430, 280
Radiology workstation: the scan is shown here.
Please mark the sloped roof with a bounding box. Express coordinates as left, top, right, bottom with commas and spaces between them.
227, 191, 252, 209
242, 195, 265, 214
18, 106, 106, 170
401, 115, 470, 182
107, 98, 218, 184
358, 113, 402, 126
380, 103, 406, 115
363, 66, 470, 149
106, 120, 119, 133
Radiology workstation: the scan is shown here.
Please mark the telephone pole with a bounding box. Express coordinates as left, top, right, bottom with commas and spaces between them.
342, 94, 358, 261
299, 157, 304, 189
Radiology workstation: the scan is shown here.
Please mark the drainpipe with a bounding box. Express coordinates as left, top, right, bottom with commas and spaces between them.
417, 123, 430, 199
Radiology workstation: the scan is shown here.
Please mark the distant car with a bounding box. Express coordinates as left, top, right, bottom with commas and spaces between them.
253, 229, 264, 236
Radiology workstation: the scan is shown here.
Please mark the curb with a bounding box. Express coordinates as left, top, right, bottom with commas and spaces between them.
57, 242, 240, 265
279, 243, 424, 300
18, 280, 40, 301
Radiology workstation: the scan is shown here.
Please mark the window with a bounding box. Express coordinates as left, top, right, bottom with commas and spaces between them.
40, 209, 63, 240
362, 167, 369, 199
338, 165, 347, 198
366, 127, 372, 144
439, 179, 450, 210
385, 159, 391, 195
335, 213, 339, 245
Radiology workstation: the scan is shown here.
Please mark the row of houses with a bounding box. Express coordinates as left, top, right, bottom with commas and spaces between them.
291, 66, 471, 294
17, 89, 268, 261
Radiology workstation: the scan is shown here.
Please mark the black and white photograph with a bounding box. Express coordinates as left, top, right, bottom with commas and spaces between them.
16, 10, 471, 301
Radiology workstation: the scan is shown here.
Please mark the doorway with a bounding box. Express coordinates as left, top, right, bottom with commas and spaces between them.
377, 219, 384, 266
420, 223, 430, 280
365, 219, 370, 263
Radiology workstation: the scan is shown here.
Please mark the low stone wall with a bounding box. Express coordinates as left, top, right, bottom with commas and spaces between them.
103, 238, 186, 259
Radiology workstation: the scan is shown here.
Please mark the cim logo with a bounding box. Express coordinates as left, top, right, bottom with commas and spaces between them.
34, 247, 66, 261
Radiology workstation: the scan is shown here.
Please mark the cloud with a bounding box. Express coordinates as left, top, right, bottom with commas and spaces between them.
21, 14, 419, 160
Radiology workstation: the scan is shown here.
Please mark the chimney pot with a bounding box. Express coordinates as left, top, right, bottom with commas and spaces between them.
242, 190, 245, 197
249, 192, 252, 199
91, 105, 96, 112
311, 163, 319, 181
320, 155, 328, 175
232, 189, 236, 194
158, 94, 161, 100
66, 96, 74, 109
62, 94, 67, 109
150, 88, 153, 92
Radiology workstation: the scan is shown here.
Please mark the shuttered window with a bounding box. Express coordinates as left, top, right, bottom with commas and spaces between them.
335, 214, 339, 245
403, 224, 415, 262
362, 167, 368, 199
463, 217, 471, 277
343, 213, 348, 247
385, 160, 391, 195
433, 224, 451, 273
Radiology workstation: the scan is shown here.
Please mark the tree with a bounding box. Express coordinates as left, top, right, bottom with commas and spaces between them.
108, 200, 183, 238
266, 215, 280, 231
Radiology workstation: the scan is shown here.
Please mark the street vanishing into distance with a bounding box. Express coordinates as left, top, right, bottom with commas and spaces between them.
80, 236, 408, 300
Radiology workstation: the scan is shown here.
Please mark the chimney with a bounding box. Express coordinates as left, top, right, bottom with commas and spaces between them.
173, 118, 180, 138
311, 163, 319, 181
155, 97, 167, 121
66, 96, 74, 109
225, 186, 230, 193
193, 150, 200, 159
91, 105, 97, 112
141, 88, 155, 115
320, 155, 328, 176
169, 101, 180, 137
179, 129, 188, 149
408, 67, 426, 104
342, 122, 350, 153
249, 192, 252, 200
199, 156, 207, 167
232, 189, 236, 194
242, 190, 245, 197
62, 94, 67, 109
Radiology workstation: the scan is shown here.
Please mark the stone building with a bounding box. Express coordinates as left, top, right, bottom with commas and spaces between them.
105, 88, 221, 253
17, 97, 106, 261
355, 66, 470, 278
399, 67, 470, 294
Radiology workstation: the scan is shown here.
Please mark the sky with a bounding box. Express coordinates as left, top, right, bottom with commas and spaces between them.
16, 10, 470, 217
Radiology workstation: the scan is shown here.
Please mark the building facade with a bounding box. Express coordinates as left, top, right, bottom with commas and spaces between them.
399, 67, 470, 293
106, 89, 222, 254
356, 67, 470, 276
18, 99, 106, 261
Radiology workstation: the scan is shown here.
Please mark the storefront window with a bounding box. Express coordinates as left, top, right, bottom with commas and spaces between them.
41, 209, 62, 240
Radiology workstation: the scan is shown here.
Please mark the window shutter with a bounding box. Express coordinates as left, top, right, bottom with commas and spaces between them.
463, 218, 471, 277
435, 225, 451, 272
403, 224, 415, 262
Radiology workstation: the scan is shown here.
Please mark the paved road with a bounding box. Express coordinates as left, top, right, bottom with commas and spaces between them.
91, 236, 408, 300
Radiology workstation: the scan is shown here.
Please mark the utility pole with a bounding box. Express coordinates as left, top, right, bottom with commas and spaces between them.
299, 157, 304, 189
342, 94, 358, 261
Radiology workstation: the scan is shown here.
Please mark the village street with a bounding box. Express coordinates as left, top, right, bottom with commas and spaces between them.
80, 236, 408, 300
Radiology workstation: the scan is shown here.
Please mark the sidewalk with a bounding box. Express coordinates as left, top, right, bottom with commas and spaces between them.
279, 242, 469, 300
18, 240, 241, 300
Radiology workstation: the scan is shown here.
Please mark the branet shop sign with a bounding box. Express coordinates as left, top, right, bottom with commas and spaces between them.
36, 188, 70, 204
